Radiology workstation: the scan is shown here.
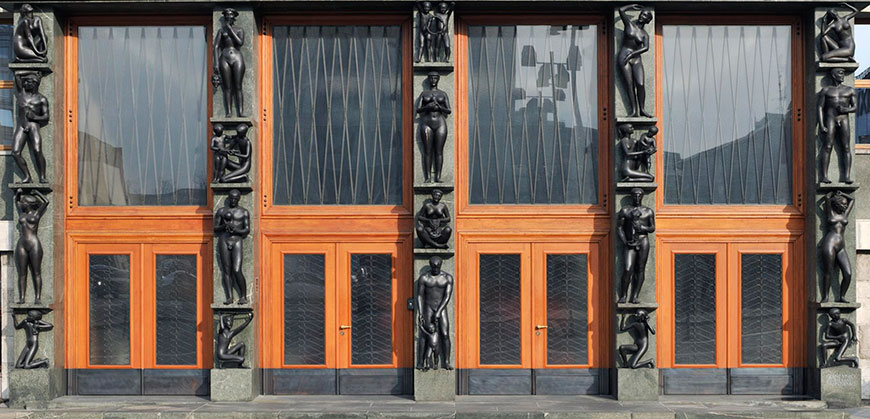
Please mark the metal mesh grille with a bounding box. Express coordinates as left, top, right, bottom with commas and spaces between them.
351, 254, 393, 365
155, 254, 198, 366
674, 254, 717, 365
479, 254, 522, 365
467, 25, 599, 204
283, 254, 326, 365
741, 253, 782, 364
89, 254, 131, 365
546, 254, 588, 365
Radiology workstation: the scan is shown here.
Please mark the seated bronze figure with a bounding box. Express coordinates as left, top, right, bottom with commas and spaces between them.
416, 189, 451, 249
216, 311, 253, 368
821, 308, 858, 368
13, 4, 47, 63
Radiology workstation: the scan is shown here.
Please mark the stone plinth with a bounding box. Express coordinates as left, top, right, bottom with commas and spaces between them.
8, 368, 63, 409
614, 367, 658, 401
211, 368, 258, 402
818, 365, 861, 408
414, 368, 454, 401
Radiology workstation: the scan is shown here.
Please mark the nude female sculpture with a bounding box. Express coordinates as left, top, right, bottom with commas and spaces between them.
14, 310, 53, 369
821, 308, 858, 367
216, 311, 253, 368
818, 67, 856, 184
618, 188, 655, 304
215, 189, 250, 305
617, 123, 655, 182
13, 4, 47, 63
219, 124, 251, 183
214, 8, 246, 117
15, 189, 47, 305
416, 189, 452, 249
820, 190, 854, 303
617, 4, 653, 118
619, 309, 655, 369
12, 71, 50, 184
820, 3, 858, 62
416, 256, 454, 370
416, 72, 451, 183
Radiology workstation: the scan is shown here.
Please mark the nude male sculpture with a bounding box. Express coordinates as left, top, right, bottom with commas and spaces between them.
416, 256, 454, 370
817, 67, 856, 184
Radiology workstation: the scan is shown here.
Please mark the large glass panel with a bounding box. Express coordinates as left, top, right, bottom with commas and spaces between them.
77, 26, 208, 206
467, 25, 599, 204
89, 254, 131, 365
855, 23, 870, 79
283, 254, 326, 365
546, 254, 588, 365
0, 89, 12, 148
856, 88, 870, 144
0, 24, 13, 81
479, 254, 522, 365
350, 254, 393, 365
662, 25, 793, 205
674, 254, 717, 365
741, 253, 782, 364
272, 26, 403, 205
155, 254, 197, 365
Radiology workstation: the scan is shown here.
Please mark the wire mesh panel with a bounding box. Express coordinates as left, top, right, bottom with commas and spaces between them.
467, 25, 599, 204
283, 254, 326, 365
155, 254, 198, 366
350, 254, 393, 365
89, 254, 131, 365
479, 254, 522, 365
662, 25, 792, 205
674, 254, 717, 365
77, 26, 209, 206
546, 254, 588, 365
272, 25, 403, 205
741, 253, 782, 365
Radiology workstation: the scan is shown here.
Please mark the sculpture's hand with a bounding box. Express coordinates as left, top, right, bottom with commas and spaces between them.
821, 125, 829, 134
632, 4, 644, 10
25, 111, 35, 121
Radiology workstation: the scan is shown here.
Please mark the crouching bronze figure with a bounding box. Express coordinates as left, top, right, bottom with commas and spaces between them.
619, 309, 655, 369
821, 308, 858, 368
14, 310, 52, 369
416, 256, 454, 371
216, 311, 253, 368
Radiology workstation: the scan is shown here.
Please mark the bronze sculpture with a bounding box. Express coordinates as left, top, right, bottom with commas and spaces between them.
416, 72, 451, 183
13, 310, 52, 369
12, 71, 50, 184
15, 189, 47, 305
415, 2, 435, 62
13, 4, 47, 63
821, 308, 858, 367
820, 190, 854, 303
617, 188, 655, 304
215, 189, 250, 305
211, 124, 228, 183
820, 3, 858, 63
416, 189, 452, 249
617, 4, 652, 118
416, 1, 453, 62
218, 124, 251, 183
214, 8, 246, 117
618, 309, 655, 369
617, 123, 656, 182
215, 311, 253, 368
416, 256, 454, 371
818, 67, 856, 184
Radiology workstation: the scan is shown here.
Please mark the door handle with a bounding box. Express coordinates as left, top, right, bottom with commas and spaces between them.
340, 325, 352, 330
535, 325, 548, 330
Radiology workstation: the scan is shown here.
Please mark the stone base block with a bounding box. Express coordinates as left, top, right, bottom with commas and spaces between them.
8, 368, 62, 409
414, 368, 455, 401
210, 368, 258, 402
614, 368, 658, 401
818, 366, 861, 408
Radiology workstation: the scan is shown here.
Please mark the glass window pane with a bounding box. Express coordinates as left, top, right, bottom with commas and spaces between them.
856, 88, 870, 144
467, 25, 599, 205
741, 253, 782, 364
0, 89, 12, 147
0, 24, 13, 81
855, 23, 870, 78
89, 254, 131, 365
283, 254, 326, 365
674, 254, 716, 365
155, 254, 197, 366
77, 26, 208, 206
272, 26, 403, 205
350, 254, 393, 365
662, 25, 792, 205
546, 254, 588, 365
479, 254, 522, 365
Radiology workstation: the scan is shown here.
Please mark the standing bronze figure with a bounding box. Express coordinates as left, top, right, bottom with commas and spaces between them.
617, 4, 653, 118
818, 67, 856, 184
211, 124, 228, 183
12, 71, 50, 184
215, 189, 250, 305
619, 309, 655, 369
820, 191, 854, 303
15, 189, 47, 305
416, 189, 452, 249
416, 256, 454, 371
820, 4, 858, 62
219, 124, 252, 183
214, 8, 246, 117
617, 123, 655, 182
417, 72, 451, 183
821, 308, 858, 367
14, 310, 52, 369
415, 1, 435, 62
13, 4, 47, 63
432, 2, 454, 62
618, 188, 655, 304
216, 311, 253, 368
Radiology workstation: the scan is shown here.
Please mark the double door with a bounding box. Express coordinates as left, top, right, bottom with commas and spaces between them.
262, 240, 413, 395
459, 240, 606, 395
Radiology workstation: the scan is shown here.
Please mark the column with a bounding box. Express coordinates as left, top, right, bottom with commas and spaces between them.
209, 5, 259, 402
611, 4, 659, 401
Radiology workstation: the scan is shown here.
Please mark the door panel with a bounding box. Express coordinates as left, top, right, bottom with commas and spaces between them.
85, 248, 139, 368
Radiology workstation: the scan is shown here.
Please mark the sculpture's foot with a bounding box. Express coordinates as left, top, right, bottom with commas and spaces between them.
34, 298, 42, 305
629, 298, 639, 304
444, 363, 454, 370
640, 110, 653, 118
437, 244, 449, 249
416, 364, 425, 371
224, 299, 233, 305
820, 177, 832, 184
851, 360, 859, 368
837, 297, 850, 303
821, 297, 829, 303
647, 363, 655, 369
238, 297, 248, 305
15, 299, 23, 305
38, 177, 47, 184
18, 177, 32, 184
434, 176, 441, 183
845, 178, 854, 184
617, 297, 626, 304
